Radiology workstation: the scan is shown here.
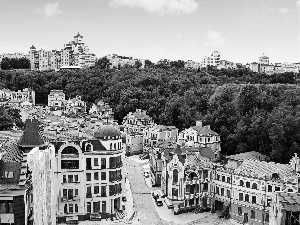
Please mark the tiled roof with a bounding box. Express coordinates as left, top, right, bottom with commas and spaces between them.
235, 159, 293, 180
82, 140, 107, 151
227, 151, 269, 162
163, 146, 186, 164
278, 192, 300, 212
19, 119, 45, 148
191, 126, 218, 136
1, 140, 23, 162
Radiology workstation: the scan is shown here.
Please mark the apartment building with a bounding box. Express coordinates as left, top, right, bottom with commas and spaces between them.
54, 125, 125, 223
201, 51, 221, 67
29, 32, 96, 71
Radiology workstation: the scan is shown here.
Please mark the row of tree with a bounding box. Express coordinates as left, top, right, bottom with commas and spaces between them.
0, 57, 30, 70
0, 66, 299, 163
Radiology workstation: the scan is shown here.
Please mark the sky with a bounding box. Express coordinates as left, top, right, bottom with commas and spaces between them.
0, 0, 299, 64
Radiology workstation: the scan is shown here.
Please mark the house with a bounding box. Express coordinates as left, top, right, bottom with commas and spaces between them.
48, 90, 65, 108
122, 109, 155, 134
89, 100, 114, 121
65, 95, 87, 114
178, 121, 221, 160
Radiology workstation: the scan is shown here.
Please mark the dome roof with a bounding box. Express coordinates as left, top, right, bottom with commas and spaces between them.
94, 125, 121, 139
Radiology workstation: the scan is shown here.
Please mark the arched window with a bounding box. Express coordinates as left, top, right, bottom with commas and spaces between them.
240, 180, 244, 187
86, 144, 92, 152
110, 143, 112, 150
173, 169, 178, 183
61, 146, 78, 154
252, 183, 257, 190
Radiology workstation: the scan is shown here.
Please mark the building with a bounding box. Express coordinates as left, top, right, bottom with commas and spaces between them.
48, 90, 66, 108
217, 60, 237, 70
201, 51, 221, 67
65, 95, 87, 115
29, 33, 96, 71
125, 132, 144, 155
144, 125, 178, 150
0, 88, 35, 106
178, 121, 221, 160
54, 124, 125, 223
271, 192, 300, 225
259, 54, 269, 65
89, 100, 114, 120
184, 60, 201, 70
122, 109, 155, 134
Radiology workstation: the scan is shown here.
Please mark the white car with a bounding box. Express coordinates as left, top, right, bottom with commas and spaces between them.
144, 171, 150, 178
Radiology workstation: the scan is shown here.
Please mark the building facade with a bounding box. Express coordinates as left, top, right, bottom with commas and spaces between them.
48, 90, 66, 107
0, 88, 35, 106
201, 51, 221, 67
54, 125, 125, 223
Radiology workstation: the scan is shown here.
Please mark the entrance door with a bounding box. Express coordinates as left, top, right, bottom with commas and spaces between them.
244, 213, 248, 223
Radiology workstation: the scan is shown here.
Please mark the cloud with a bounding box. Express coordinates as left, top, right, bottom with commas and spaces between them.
269, 7, 290, 14
108, 0, 199, 15
204, 31, 226, 47
37, 2, 63, 18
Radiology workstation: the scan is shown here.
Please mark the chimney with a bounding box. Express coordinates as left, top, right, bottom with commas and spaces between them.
196, 121, 202, 127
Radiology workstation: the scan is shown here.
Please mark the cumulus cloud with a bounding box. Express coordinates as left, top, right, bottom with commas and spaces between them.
204, 31, 226, 47
37, 2, 63, 18
108, 0, 199, 15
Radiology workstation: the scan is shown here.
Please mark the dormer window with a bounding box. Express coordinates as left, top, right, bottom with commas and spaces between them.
86, 144, 92, 152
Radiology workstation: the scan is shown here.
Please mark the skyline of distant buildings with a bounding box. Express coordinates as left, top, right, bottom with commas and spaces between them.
0, 32, 299, 73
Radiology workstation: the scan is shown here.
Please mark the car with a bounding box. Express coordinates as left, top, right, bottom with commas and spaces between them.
164, 198, 173, 209
144, 171, 149, 178
155, 199, 163, 207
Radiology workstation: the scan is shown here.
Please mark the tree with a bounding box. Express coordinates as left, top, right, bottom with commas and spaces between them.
1, 57, 30, 70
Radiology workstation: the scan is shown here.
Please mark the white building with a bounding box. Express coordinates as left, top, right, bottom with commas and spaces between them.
201, 51, 221, 67
48, 90, 66, 107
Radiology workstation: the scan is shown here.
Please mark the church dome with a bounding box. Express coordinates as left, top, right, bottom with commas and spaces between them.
94, 125, 121, 139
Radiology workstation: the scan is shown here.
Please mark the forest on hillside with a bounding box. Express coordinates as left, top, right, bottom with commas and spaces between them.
0, 66, 299, 163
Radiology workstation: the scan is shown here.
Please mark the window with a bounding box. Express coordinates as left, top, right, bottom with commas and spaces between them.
94, 172, 99, 180
238, 207, 242, 216
86, 144, 92, 152
102, 201, 106, 213
173, 169, 178, 183
86, 173, 91, 181
94, 186, 99, 194
75, 204, 78, 213
68, 189, 73, 199
239, 193, 243, 201
101, 186, 106, 197
245, 194, 250, 202
64, 204, 68, 213
172, 188, 178, 197
69, 204, 73, 213
246, 182, 250, 188
94, 158, 99, 166
61, 160, 79, 169
252, 196, 256, 204
252, 183, 257, 190
268, 185, 272, 192
101, 172, 106, 180
93, 202, 100, 213
221, 188, 224, 196
227, 189, 231, 198
63, 175, 66, 183
74, 175, 78, 182
227, 177, 231, 183
63, 189, 67, 198
75, 189, 78, 196
251, 210, 255, 219
265, 213, 269, 222
275, 186, 280, 192
68, 175, 73, 183
222, 176, 225, 182
216, 186, 220, 195
86, 158, 91, 169
240, 180, 244, 187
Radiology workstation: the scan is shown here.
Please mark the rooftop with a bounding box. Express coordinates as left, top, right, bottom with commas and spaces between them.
227, 151, 269, 162
191, 125, 218, 136
19, 119, 45, 149
278, 192, 300, 212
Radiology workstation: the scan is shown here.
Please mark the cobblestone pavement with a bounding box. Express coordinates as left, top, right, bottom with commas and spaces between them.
125, 157, 170, 225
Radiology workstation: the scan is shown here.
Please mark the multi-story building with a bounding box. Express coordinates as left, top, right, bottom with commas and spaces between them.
29, 33, 96, 71
259, 54, 269, 65
54, 124, 125, 223
48, 90, 66, 107
122, 109, 155, 134
201, 51, 221, 67
0, 88, 35, 106
144, 125, 178, 153
178, 121, 221, 160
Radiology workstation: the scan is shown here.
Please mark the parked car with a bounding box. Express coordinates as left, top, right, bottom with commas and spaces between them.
155, 198, 163, 207
164, 198, 173, 209
152, 190, 160, 199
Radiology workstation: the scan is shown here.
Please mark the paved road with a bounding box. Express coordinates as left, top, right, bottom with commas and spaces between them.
125, 157, 170, 225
